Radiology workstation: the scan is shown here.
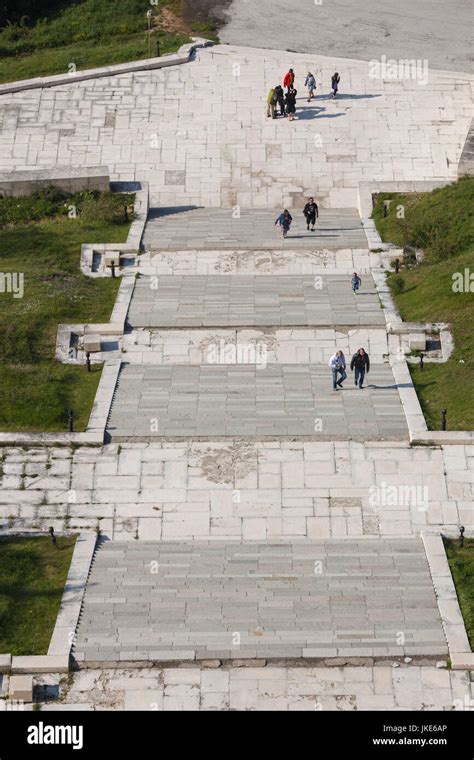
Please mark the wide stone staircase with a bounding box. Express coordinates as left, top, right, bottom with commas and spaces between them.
142, 207, 369, 250
73, 538, 447, 665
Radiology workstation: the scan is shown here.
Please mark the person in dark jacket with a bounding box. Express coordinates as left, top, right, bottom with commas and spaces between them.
274, 85, 286, 116
331, 72, 340, 99
285, 88, 297, 121
350, 348, 370, 388
303, 197, 319, 231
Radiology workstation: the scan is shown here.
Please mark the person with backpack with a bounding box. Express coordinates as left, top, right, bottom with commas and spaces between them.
275, 209, 293, 238
274, 85, 286, 116
285, 87, 297, 121
350, 348, 370, 388
329, 350, 347, 390
283, 68, 295, 92
305, 72, 316, 102
351, 272, 362, 294
331, 72, 340, 99
267, 86, 277, 118
303, 197, 319, 231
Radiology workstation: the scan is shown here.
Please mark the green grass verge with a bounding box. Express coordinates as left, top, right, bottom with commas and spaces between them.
0, 204, 130, 432
372, 178, 474, 430
444, 537, 474, 651
0, 0, 219, 84
0, 535, 77, 656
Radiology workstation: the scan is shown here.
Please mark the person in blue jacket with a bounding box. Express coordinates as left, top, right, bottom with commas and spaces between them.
351, 272, 362, 294
275, 209, 293, 238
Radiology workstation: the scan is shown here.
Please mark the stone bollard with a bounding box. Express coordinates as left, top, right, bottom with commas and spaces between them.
441, 408, 447, 431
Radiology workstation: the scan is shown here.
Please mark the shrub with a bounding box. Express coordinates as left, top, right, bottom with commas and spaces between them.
391, 275, 406, 294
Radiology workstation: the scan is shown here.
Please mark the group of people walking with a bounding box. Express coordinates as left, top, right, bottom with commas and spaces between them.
329, 348, 370, 390
267, 68, 341, 121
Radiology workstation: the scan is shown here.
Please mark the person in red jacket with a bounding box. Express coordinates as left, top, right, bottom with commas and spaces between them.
283, 68, 295, 92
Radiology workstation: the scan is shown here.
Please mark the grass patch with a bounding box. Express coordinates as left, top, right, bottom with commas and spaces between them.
372, 177, 474, 262
0, 0, 219, 84
0, 535, 77, 656
0, 190, 131, 432
373, 178, 474, 430
444, 537, 474, 651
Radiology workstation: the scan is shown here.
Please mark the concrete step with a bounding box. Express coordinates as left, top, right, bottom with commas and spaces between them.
143, 207, 369, 251
106, 362, 408, 440
73, 538, 447, 664
127, 274, 385, 328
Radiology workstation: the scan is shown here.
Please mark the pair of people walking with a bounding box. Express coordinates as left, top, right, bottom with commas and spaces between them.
275, 196, 319, 237
329, 348, 370, 390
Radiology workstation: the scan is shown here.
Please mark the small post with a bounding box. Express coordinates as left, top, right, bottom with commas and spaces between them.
419, 353, 424, 371
459, 525, 465, 548
147, 9, 152, 59
49, 526, 57, 547
111, 261, 116, 279
441, 408, 447, 431
395, 258, 400, 274
68, 409, 74, 433
86, 352, 91, 372
156, 40, 161, 58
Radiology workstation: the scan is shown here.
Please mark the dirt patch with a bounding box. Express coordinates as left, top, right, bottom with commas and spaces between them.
194, 441, 257, 484
182, 0, 233, 29
156, 7, 191, 35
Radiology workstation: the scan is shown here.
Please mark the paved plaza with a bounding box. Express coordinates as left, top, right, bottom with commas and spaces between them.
73, 538, 446, 664
106, 363, 407, 440
142, 208, 368, 250
0, 45, 471, 208
127, 274, 385, 328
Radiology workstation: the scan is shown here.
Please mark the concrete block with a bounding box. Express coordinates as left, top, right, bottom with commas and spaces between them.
104, 251, 121, 268
83, 334, 101, 353
9, 675, 33, 702
409, 333, 426, 351
12, 656, 69, 674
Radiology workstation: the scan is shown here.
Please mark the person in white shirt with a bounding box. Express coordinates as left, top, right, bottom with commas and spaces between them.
328, 350, 347, 390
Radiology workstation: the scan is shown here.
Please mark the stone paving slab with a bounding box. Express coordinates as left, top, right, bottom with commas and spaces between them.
123, 327, 388, 365
127, 274, 385, 328
38, 665, 473, 711
106, 363, 408, 440
143, 208, 368, 250
2, 442, 471, 541
73, 538, 447, 663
